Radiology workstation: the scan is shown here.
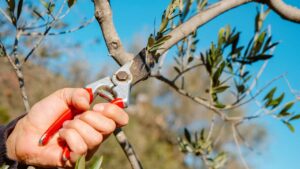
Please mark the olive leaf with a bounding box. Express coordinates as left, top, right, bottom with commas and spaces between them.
68, 0, 77, 8
75, 156, 86, 169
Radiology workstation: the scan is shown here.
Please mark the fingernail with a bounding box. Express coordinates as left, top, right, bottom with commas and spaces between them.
93, 104, 105, 112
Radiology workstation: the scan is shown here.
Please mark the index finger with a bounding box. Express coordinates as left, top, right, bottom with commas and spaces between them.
92, 103, 129, 127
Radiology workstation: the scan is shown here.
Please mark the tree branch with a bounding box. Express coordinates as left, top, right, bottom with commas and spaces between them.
157, 0, 251, 56
151, 74, 227, 120
114, 128, 143, 169
94, 0, 134, 65
93, 1, 143, 169
231, 124, 250, 169
21, 17, 95, 36
4, 51, 30, 112
264, 0, 300, 23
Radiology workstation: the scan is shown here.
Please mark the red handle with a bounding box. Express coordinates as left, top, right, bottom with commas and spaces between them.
39, 88, 94, 146
39, 87, 125, 162
39, 109, 78, 145
60, 98, 125, 161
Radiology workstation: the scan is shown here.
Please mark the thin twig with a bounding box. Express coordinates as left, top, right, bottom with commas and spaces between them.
114, 128, 143, 169
22, 1, 67, 64
93, 1, 142, 168
0, 7, 12, 24
23, 26, 52, 63
224, 73, 286, 110
21, 17, 95, 36
213, 123, 225, 146
5, 52, 30, 112
152, 74, 227, 120
173, 63, 204, 82
231, 124, 250, 169
207, 114, 217, 141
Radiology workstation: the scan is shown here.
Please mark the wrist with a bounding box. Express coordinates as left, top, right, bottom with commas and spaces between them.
5, 116, 27, 162
5, 119, 21, 161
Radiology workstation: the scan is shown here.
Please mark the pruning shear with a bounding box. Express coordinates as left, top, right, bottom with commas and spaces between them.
38, 50, 150, 161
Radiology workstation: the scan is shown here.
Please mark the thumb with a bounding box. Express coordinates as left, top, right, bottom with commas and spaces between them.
26, 88, 91, 131
57, 88, 91, 111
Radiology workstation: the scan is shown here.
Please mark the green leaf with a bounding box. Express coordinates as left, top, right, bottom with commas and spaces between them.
68, 0, 77, 8
278, 102, 294, 116
159, 15, 168, 33
154, 35, 171, 47
200, 128, 205, 141
184, 128, 192, 143
6, 0, 15, 12
214, 152, 227, 168
289, 114, 300, 122
47, 3, 55, 14
16, 0, 23, 20
213, 85, 229, 93
264, 42, 279, 52
218, 28, 225, 47
197, 0, 208, 11
263, 36, 272, 52
236, 84, 245, 94
147, 34, 155, 48
0, 164, 9, 169
266, 93, 284, 108
212, 62, 225, 85
282, 120, 295, 133
75, 156, 86, 169
270, 93, 284, 108
187, 56, 194, 63
257, 31, 266, 44
214, 101, 225, 109
277, 111, 290, 118
250, 54, 273, 62
264, 87, 276, 101
174, 66, 181, 74
89, 155, 103, 169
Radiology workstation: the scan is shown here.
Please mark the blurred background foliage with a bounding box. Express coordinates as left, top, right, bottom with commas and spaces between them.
0, 0, 299, 169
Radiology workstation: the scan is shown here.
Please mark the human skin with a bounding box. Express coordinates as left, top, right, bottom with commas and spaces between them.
5, 88, 129, 168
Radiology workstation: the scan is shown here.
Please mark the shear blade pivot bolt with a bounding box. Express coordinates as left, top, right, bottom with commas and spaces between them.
116, 71, 129, 81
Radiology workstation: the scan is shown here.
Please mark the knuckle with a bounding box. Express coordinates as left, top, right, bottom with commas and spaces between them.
58, 88, 70, 98
72, 146, 87, 156
103, 104, 117, 116
79, 111, 92, 121
77, 144, 88, 155
89, 133, 103, 148
104, 119, 116, 134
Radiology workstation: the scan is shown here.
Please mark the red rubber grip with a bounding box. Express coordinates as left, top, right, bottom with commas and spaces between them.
60, 98, 125, 161
39, 109, 77, 146
39, 88, 93, 146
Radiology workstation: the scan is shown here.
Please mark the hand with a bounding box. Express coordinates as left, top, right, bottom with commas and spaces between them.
6, 88, 129, 167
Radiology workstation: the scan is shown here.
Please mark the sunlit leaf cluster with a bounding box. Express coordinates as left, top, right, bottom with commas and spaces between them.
263, 87, 300, 132
178, 128, 227, 169
5, 0, 24, 26
75, 155, 103, 169
198, 25, 279, 108
146, 0, 208, 67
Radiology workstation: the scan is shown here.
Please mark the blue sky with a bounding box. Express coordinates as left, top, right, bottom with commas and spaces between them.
51, 0, 300, 168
